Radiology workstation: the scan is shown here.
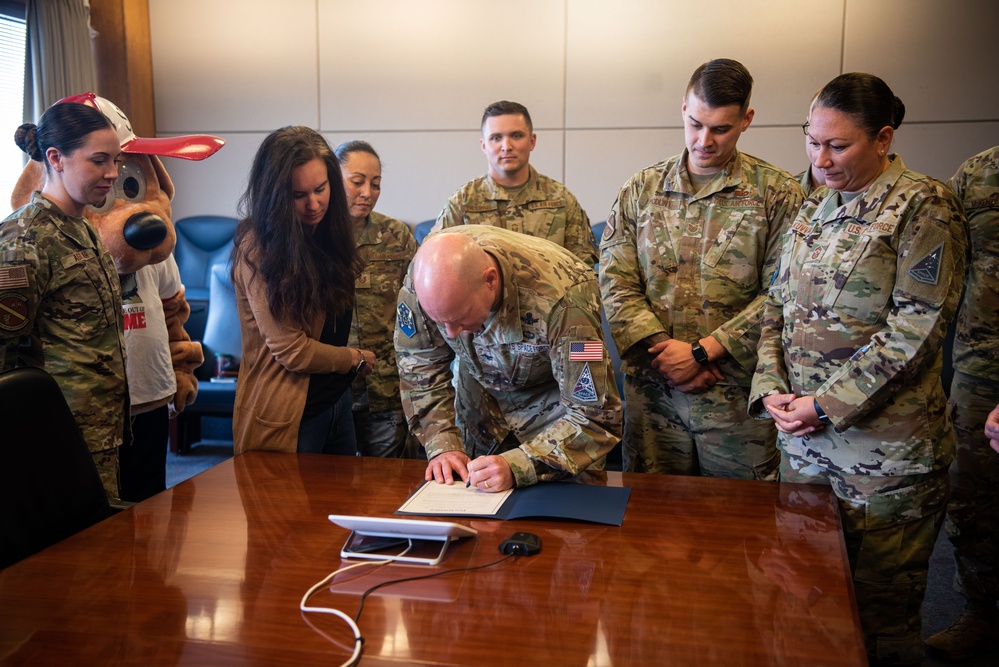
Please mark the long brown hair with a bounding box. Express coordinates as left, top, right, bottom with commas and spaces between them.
234, 126, 360, 326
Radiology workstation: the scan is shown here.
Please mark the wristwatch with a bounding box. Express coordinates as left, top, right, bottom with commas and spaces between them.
353, 356, 367, 376
691, 341, 709, 366
813, 398, 831, 425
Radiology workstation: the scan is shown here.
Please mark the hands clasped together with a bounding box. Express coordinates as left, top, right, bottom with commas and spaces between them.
648, 339, 724, 394
762, 393, 824, 437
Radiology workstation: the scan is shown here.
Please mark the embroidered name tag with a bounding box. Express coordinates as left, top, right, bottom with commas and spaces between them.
370, 251, 413, 261
508, 343, 551, 354
791, 220, 812, 235
464, 204, 496, 213
527, 200, 564, 210
967, 193, 999, 209
61, 249, 95, 269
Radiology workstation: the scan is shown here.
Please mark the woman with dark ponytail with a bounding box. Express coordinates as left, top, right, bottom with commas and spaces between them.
1, 101, 128, 500
751, 73, 969, 666
231, 126, 374, 455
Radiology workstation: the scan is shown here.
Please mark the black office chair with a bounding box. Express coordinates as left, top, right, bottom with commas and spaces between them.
0, 367, 114, 569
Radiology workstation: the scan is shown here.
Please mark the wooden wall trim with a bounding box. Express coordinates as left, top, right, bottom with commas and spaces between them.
90, 0, 154, 137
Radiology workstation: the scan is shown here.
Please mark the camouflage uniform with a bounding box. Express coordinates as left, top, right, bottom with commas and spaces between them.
432, 165, 597, 266
0, 192, 129, 500
749, 156, 969, 665
795, 167, 820, 197
349, 211, 418, 457
599, 149, 803, 479
395, 226, 621, 487
943, 146, 999, 606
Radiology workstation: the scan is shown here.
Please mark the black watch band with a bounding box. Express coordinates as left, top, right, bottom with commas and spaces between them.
691, 342, 709, 366
354, 357, 367, 375
814, 398, 831, 424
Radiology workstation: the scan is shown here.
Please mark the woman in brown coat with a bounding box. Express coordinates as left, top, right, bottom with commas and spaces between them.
231, 126, 374, 455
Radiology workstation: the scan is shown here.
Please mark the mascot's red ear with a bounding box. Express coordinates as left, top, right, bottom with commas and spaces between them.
58, 92, 225, 161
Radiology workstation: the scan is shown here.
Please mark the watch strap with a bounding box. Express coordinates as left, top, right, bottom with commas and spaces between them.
813, 398, 830, 424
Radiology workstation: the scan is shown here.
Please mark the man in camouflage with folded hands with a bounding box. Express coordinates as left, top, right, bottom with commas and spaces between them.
395, 226, 620, 492
599, 58, 804, 479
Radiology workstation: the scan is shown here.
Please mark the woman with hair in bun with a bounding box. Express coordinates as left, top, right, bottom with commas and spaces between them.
750, 73, 969, 666
0, 101, 128, 500
232, 126, 374, 456
334, 140, 419, 459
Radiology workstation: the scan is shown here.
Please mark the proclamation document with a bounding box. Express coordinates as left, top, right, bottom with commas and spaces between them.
397, 481, 513, 516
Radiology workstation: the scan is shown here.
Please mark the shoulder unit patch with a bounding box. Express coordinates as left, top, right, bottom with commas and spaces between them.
397, 301, 416, 337
908, 243, 943, 285
571, 362, 598, 402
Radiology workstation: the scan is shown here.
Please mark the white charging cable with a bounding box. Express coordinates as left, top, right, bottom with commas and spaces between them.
299, 544, 413, 667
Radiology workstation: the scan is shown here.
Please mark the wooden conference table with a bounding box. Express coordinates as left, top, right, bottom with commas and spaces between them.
0, 452, 866, 666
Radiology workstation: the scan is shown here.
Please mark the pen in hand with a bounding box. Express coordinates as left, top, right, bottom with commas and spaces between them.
466, 442, 500, 488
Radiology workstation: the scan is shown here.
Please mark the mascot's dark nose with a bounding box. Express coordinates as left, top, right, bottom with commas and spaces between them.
123, 212, 168, 250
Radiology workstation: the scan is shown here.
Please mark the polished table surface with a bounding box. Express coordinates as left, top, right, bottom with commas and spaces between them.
0, 452, 866, 666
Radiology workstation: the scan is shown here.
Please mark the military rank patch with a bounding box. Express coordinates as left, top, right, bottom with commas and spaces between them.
0, 293, 29, 332
908, 243, 943, 285
397, 301, 416, 337
571, 362, 598, 402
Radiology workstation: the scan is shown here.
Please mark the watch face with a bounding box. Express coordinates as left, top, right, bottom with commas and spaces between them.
692, 343, 709, 365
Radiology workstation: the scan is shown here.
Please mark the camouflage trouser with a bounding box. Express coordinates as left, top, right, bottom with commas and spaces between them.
93, 447, 119, 501
622, 374, 778, 479
782, 452, 949, 667
352, 386, 420, 459
946, 371, 999, 602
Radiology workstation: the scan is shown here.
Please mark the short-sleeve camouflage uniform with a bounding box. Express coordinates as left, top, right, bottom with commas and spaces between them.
942, 145, 999, 606
395, 226, 621, 487
349, 211, 418, 457
749, 156, 969, 664
432, 165, 597, 267
600, 149, 804, 479
0, 193, 129, 500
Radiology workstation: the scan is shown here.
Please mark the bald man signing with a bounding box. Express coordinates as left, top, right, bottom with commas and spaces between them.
395, 226, 621, 491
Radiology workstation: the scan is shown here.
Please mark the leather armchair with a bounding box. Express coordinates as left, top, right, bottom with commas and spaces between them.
173, 215, 238, 340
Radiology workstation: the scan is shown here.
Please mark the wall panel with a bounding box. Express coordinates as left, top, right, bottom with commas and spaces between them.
318, 0, 566, 132
844, 0, 999, 123
149, 0, 319, 133
565, 0, 845, 129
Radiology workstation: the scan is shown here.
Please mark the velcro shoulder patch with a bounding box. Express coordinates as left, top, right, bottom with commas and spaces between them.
908, 243, 943, 285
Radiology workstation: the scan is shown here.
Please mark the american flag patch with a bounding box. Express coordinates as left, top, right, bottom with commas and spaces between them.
0, 266, 28, 289
569, 341, 603, 361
